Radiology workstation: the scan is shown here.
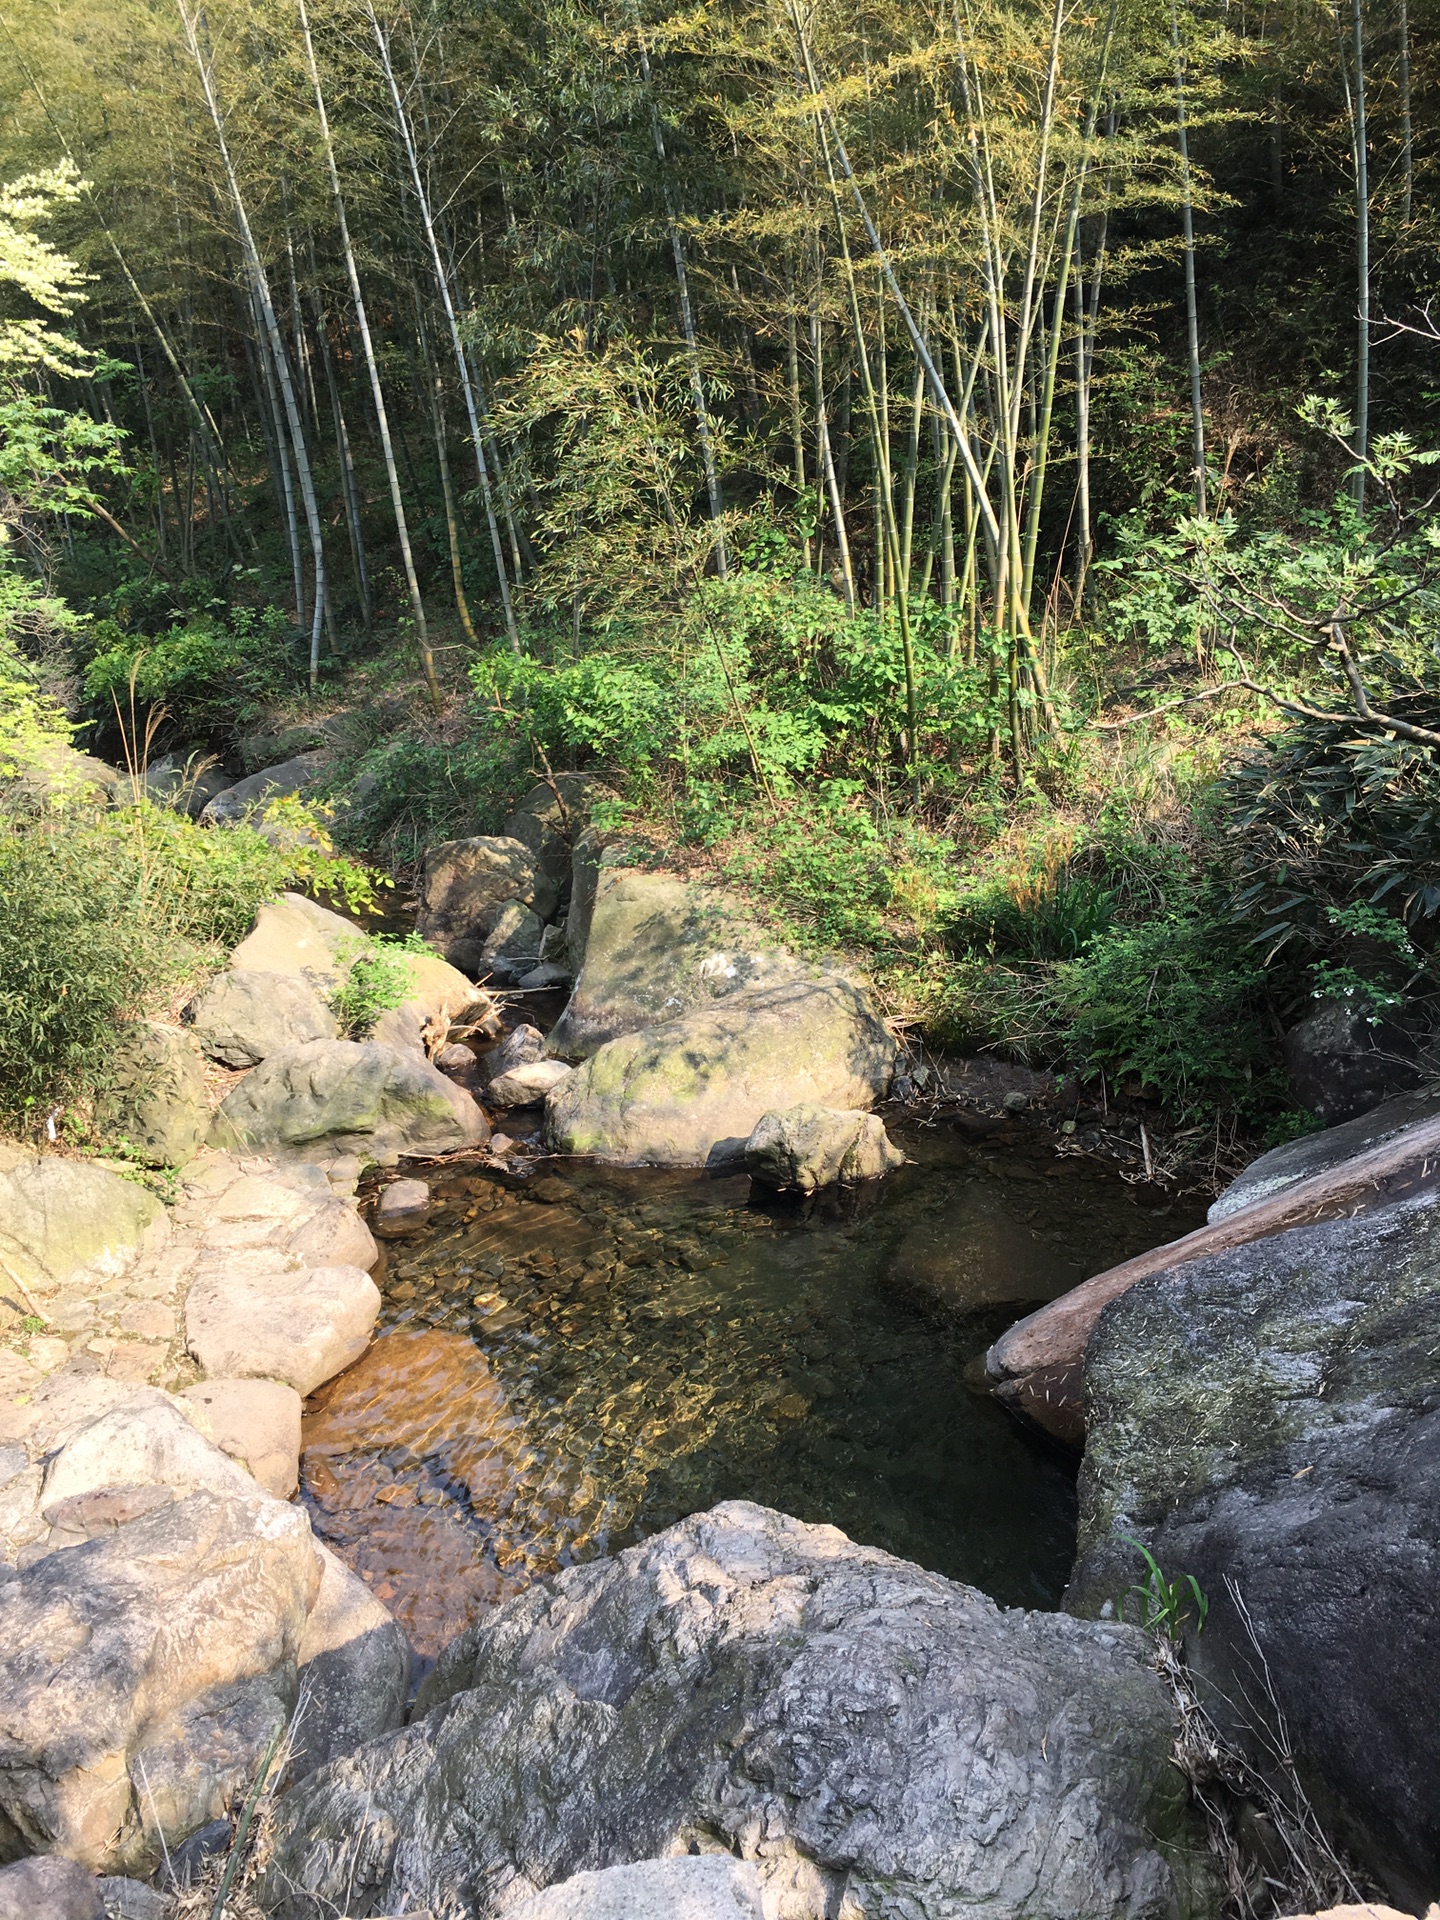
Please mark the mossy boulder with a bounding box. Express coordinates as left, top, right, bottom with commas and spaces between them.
544, 976, 894, 1167
0, 1150, 169, 1291
1068, 1192, 1440, 1908
743, 1104, 905, 1192
548, 869, 809, 1061
209, 1039, 488, 1164
97, 1022, 210, 1168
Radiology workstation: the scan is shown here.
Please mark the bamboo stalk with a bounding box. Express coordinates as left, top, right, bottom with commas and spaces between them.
297, 0, 441, 706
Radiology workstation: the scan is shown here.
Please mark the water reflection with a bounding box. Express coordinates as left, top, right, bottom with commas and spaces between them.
300, 1117, 1202, 1662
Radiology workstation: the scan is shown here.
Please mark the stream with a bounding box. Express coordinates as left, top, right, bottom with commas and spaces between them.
299, 1113, 1206, 1667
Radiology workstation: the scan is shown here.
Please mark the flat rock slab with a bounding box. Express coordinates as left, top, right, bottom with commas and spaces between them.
1069, 1191, 1440, 1909
0, 1150, 169, 1292
0, 1488, 315, 1874
1209, 1081, 1440, 1222
186, 1260, 380, 1396
508, 1857, 765, 1920
545, 976, 895, 1168
209, 1038, 488, 1164
262, 1501, 1204, 1920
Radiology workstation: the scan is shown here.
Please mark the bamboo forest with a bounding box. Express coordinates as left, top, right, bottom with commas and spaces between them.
1, 0, 1440, 1911
2, 0, 1440, 1141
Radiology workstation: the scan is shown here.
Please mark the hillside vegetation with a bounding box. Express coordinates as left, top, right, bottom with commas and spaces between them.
1, 0, 1438, 1155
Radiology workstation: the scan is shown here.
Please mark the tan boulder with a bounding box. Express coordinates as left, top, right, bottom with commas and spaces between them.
0, 1488, 317, 1873
185, 1261, 380, 1396
545, 976, 895, 1168
178, 1378, 303, 1498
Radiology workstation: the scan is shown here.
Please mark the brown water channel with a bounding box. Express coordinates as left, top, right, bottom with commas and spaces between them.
299, 1117, 1205, 1665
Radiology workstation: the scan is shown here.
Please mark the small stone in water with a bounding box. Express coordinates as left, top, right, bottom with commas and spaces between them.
376, 1178, 433, 1237
774, 1392, 812, 1420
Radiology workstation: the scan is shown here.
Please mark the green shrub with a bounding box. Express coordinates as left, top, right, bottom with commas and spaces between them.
0, 794, 384, 1135
81, 606, 297, 747
1050, 911, 1277, 1118
330, 932, 429, 1038
1225, 694, 1440, 948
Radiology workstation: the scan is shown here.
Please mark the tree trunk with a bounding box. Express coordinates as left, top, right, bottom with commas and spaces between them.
297, 0, 440, 705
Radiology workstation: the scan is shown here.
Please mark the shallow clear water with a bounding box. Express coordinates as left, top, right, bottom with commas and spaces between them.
300, 1116, 1205, 1663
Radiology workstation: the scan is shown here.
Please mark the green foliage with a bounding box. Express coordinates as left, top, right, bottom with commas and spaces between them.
0, 392, 127, 525
0, 621, 73, 775
0, 793, 386, 1133
0, 163, 99, 381
331, 729, 526, 864
1225, 696, 1440, 949
1050, 909, 1276, 1118
1114, 1536, 1209, 1641
472, 568, 996, 798
329, 931, 429, 1038
81, 606, 296, 744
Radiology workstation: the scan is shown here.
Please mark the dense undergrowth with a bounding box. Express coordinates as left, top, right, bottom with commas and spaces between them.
7, 399, 1440, 1156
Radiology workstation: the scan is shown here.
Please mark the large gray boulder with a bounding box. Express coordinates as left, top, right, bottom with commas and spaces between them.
478, 900, 546, 984
291, 1545, 410, 1782
544, 977, 894, 1168
507, 1857, 765, 1920
548, 870, 806, 1060
1282, 997, 1422, 1124
187, 967, 339, 1067
0, 1488, 316, 1873
96, 1021, 210, 1168
0, 1854, 103, 1919
417, 837, 558, 974
0, 1149, 169, 1292
134, 750, 231, 819
1067, 1191, 1440, 1911
209, 1038, 488, 1163
1209, 1081, 1440, 1222
743, 1103, 904, 1192
503, 774, 615, 884
261, 1502, 1206, 1920
200, 750, 328, 826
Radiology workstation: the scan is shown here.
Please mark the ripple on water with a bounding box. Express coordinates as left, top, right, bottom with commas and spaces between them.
299, 1121, 1205, 1664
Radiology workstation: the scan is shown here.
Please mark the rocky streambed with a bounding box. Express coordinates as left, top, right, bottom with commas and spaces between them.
299, 1121, 1203, 1666
1, 785, 1437, 1919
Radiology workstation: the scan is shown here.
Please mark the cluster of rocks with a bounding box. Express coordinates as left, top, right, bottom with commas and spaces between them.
975, 1084, 1440, 1912
0, 1145, 408, 1912
408, 778, 906, 1180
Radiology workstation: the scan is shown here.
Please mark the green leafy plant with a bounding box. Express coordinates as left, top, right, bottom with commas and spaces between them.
82, 607, 296, 746
1115, 1535, 1209, 1640
0, 790, 387, 1134
329, 932, 429, 1038
1050, 908, 1277, 1117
